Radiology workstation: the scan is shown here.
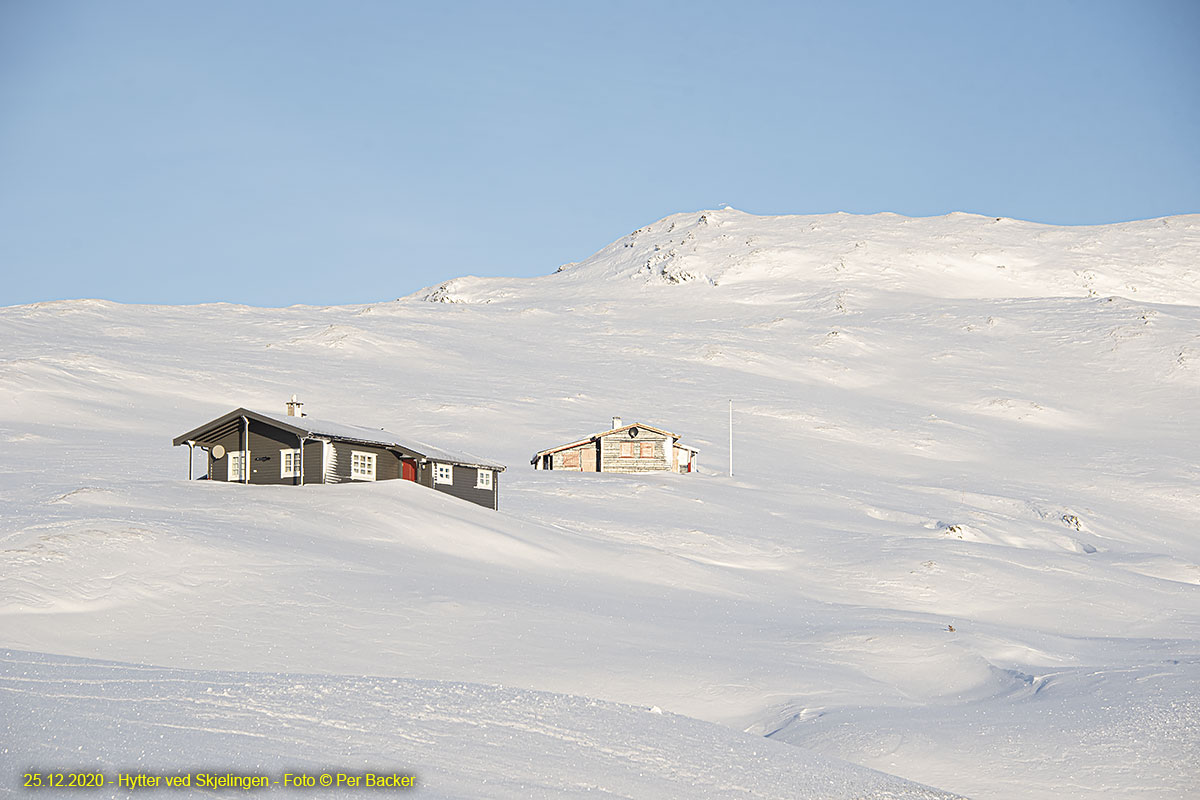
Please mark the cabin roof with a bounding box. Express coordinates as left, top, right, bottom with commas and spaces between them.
173, 408, 506, 471
532, 421, 691, 458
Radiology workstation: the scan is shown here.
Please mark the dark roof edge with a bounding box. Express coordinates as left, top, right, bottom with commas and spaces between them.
172, 408, 300, 446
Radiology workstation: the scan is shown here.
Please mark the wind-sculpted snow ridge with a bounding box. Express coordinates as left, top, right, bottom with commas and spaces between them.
764, 659, 1200, 800
416, 208, 1200, 305
0, 650, 962, 800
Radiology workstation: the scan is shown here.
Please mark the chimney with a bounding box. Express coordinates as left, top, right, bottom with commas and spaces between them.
286, 395, 304, 417
612, 416, 622, 430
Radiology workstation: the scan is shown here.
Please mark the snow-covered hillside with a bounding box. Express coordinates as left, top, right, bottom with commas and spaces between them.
2, 209, 1198, 799
1, 649, 959, 799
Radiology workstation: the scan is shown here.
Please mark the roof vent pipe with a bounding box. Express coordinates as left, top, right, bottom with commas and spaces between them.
612, 416, 622, 429
287, 395, 304, 417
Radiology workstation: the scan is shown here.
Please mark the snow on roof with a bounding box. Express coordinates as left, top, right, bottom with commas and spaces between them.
532, 421, 693, 457
180, 408, 505, 471
256, 409, 505, 470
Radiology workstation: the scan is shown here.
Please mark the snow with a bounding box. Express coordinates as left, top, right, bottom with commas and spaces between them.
183, 407, 506, 470
1, 209, 1198, 798
2, 650, 958, 799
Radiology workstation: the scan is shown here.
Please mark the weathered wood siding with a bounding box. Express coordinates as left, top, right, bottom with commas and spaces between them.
598, 429, 671, 473
672, 445, 697, 474
433, 464, 499, 510
551, 442, 597, 471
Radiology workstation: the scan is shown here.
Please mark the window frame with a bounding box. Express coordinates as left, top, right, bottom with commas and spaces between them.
639, 441, 654, 458
226, 450, 248, 481
280, 448, 301, 478
476, 469, 493, 490
434, 462, 454, 485
350, 450, 377, 481
619, 441, 634, 458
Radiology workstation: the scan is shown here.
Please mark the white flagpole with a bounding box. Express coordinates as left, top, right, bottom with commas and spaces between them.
728, 399, 733, 477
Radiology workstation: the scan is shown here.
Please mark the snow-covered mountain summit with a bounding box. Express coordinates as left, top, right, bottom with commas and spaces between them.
419, 207, 1200, 305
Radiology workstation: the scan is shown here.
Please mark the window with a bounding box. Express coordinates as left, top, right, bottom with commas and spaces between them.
281, 449, 300, 478
351, 451, 376, 481
476, 469, 493, 489
227, 450, 247, 481
619, 441, 634, 458
434, 463, 454, 485
640, 442, 654, 458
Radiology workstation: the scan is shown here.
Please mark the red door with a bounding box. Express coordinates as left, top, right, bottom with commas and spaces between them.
402, 459, 417, 481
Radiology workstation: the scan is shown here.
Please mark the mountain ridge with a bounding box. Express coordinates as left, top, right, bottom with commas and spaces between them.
415, 207, 1200, 306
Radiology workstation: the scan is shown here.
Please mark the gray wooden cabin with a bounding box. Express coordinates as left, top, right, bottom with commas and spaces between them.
173, 400, 506, 510
531, 417, 699, 474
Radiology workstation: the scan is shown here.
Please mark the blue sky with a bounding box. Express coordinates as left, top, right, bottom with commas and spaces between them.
2, 0, 1197, 306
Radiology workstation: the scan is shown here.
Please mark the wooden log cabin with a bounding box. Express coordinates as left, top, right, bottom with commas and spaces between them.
173, 397, 506, 509
531, 417, 699, 474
